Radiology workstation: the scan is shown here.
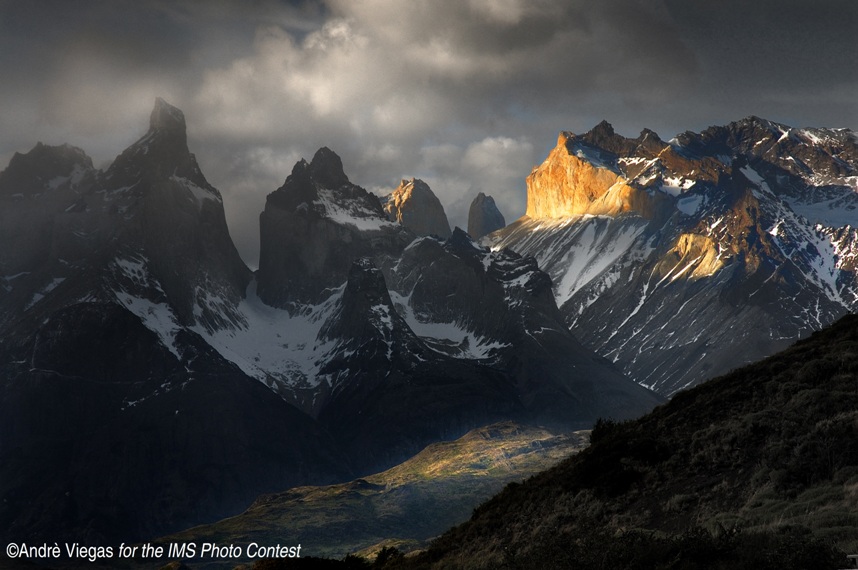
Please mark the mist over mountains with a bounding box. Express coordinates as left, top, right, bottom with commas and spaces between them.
0, 99, 659, 545
1, 97, 856, 562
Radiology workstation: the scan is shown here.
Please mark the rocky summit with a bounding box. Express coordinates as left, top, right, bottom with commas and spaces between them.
257, 148, 412, 307
491, 118, 858, 395
467, 191, 506, 238
382, 177, 452, 238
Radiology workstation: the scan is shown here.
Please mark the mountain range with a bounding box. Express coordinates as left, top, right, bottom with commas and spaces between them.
491, 118, 858, 394
0, 99, 659, 546
2, 97, 856, 561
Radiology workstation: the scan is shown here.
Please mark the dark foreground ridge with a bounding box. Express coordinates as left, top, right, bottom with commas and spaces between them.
384, 314, 858, 569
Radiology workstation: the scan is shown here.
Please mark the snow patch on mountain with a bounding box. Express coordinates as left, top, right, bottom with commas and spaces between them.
116, 293, 183, 358
555, 220, 648, 306
389, 290, 509, 359
47, 163, 89, 190
315, 188, 396, 231
676, 194, 705, 215
194, 280, 341, 390
660, 176, 695, 197
170, 175, 222, 206
110, 254, 183, 357
24, 277, 66, 310
570, 141, 616, 172
783, 187, 858, 228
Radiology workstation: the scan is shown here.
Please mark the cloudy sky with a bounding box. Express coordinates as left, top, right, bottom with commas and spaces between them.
1, 0, 856, 266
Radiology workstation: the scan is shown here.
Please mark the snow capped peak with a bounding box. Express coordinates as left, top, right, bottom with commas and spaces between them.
736, 115, 790, 134
497, 115, 858, 396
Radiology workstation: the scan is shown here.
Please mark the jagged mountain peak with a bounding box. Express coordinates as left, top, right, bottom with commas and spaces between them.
345, 257, 388, 295
8, 141, 92, 169
149, 97, 187, 138
588, 119, 616, 139
0, 142, 93, 195
309, 146, 350, 188
265, 149, 388, 222
383, 177, 452, 238
103, 97, 211, 190
258, 149, 409, 307
468, 192, 506, 239
317, 257, 419, 364
526, 127, 666, 220
448, 226, 481, 251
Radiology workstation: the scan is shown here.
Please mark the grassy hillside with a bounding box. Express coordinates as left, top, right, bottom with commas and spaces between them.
391, 315, 858, 569
159, 422, 587, 565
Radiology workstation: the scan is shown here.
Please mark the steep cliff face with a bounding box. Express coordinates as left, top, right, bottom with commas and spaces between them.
493, 118, 858, 395
382, 177, 452, 238
101, 97, 252, 330
525, 131, 669, 220
467, 192, 506, 239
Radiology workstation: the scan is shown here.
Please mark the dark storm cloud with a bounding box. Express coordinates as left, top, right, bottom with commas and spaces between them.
1, 0, 855, 266
661, 0, 858, 130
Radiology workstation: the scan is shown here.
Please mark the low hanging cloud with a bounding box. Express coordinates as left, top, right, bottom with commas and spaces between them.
189, 0, 702, 262
1, 0, 855, 266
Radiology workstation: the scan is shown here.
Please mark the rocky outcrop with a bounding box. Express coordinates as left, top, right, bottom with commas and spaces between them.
385, 229, 664, 427
525, 131, 667, 220
258, 149, 412, 307
382, 178, 452, 238
467, 192, 506, 238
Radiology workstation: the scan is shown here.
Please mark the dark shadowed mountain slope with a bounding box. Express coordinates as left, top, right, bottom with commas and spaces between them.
467, 192, 506, 239
383, 229, 663, 428
0, 303, 349, 545
0, 100, 349, 545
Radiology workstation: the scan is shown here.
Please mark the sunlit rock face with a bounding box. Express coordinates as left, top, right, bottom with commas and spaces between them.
383, 178, 452, 238
525, 131, 667, 220
492, 117, 858, 396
